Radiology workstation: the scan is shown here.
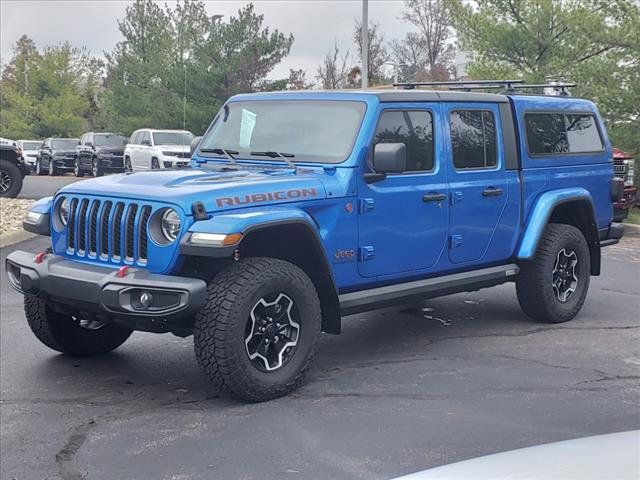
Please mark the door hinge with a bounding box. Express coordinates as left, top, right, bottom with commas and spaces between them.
359, 245, 375, 261
359, 198, 375, 214
449, 234, 463, 249
451, 191, 463, 205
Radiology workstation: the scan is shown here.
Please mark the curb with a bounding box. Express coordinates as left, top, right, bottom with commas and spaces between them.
0, 230, 37, 248
622, 222, 640, 235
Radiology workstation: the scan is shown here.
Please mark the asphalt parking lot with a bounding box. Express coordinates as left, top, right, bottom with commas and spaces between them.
1, 234, 639, 480
18, 174, 83, 200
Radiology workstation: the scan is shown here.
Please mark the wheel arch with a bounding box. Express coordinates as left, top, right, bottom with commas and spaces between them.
517, 188, 601, 275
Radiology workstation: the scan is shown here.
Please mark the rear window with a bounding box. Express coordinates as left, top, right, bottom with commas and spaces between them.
525, 113, 603, 155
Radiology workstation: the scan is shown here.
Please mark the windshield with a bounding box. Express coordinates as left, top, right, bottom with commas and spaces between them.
23, 141, 42, 150
95, 134, 127, 147
198, 100, 366, 163
52, 139, 79, 149
153, 131, 193, 146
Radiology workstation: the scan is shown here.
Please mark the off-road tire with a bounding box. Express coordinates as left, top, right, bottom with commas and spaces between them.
193, 257, 321, 402
92, 157, 103, 177
24, 296, 133, 356
0, 159, 23, 198
516, 223, 590, 323
74, 159, 84, 177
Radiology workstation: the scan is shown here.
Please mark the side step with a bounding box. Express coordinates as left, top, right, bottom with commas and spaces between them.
339, 264, 520, 316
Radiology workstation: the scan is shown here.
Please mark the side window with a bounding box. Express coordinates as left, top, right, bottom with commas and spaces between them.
450, 110, 497, 169
525, 112, 603, 155
141, 131, 151, 145
373, 110, 434, 172
565, 114, 603, 153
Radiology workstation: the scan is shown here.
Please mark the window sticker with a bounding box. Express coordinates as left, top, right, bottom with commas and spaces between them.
239, 109, 257, 148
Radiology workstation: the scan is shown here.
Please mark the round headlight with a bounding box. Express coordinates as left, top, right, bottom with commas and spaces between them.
161, 209, 181, 242
59, 198, 70, 226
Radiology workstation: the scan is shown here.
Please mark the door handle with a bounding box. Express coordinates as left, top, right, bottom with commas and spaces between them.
482, 187, 504, 197
423, 192, 446, 202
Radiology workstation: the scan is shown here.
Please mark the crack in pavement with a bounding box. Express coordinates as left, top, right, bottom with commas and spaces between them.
55, 420, 96, 480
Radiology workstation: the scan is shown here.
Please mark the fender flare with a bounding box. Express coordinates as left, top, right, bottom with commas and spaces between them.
516, 187, 596, 260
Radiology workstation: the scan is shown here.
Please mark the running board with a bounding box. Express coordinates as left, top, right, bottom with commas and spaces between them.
339, 264, 520, 316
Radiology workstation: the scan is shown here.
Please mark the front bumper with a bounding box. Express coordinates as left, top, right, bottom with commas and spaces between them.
99, 155, 124, 170
6, 251, 207, 332
53, 156, 76, 169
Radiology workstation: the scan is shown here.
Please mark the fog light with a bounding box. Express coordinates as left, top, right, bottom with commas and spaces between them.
139, 291, 153, 309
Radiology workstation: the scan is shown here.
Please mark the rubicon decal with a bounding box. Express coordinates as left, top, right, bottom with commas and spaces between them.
216, 188, 317, 208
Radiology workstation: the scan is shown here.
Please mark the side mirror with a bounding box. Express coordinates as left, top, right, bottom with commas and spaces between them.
190, 136, 202, 156
365, 143, 406, 183
141, 139, 152, 146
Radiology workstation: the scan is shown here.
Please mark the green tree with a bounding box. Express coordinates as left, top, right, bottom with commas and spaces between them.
447, 0, 640, 152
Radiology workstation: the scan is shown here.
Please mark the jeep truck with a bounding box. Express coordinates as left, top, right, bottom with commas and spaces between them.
6, 82, 624, 402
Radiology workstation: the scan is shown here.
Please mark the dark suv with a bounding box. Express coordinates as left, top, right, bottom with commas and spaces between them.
35, 138, 79, 176
0, 143, 28, 197
75, 132, 128, 177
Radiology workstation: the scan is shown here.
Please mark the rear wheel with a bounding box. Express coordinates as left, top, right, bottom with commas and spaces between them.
0, 160, 23, 198
194, 257, 321, 402
24, 296, 133, 356
516, 223, 590, 323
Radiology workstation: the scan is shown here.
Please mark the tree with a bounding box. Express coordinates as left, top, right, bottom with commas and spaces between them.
316, 41, 351, 89
447, 0, 640, 152
400, 0, 455, 80
353, 20, 389, 84
285, 69, 313, 90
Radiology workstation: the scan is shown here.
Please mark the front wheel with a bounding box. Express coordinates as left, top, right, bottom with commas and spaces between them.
24, 296, 133, 356
0, 159, 23, 198
48, 161, 57, 176
92, 157, 103, 177
516, 223, 590, 323
35, 158, 44, 176
125, 156, 132, 172
73, 158, 84, 177
194, 257, 321, 402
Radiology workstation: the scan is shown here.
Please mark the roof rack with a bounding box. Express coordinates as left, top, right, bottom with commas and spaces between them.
393, 79, 524, 90
393, 80, 577, 97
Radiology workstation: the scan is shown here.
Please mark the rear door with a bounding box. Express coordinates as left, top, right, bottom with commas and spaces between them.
444, 103, 509, 265
358, 103, 449, 278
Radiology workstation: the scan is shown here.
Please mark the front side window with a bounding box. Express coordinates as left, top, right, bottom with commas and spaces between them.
199, 100, 366, 164
140, 131, 151, 145
94, 134, 127, 147
373, 110, 434, 172
450, 110, 497, 169
525, 112, 603, 155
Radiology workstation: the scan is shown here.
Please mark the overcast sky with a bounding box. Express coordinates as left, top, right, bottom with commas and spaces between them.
1, 0, 413, 80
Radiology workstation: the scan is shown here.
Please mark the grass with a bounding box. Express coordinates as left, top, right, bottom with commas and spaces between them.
624, 207, 640, 225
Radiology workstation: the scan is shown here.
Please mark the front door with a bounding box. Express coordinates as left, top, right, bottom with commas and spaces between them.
358, 104, 448, 278
444, 104, 508, 264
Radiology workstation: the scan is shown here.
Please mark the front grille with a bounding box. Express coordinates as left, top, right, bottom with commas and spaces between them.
614, 163, 627, 177
65, 197, 152, 265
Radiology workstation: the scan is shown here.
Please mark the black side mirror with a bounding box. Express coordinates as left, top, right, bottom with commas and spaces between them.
190, 136, 202, 156
365, 143, 406, 183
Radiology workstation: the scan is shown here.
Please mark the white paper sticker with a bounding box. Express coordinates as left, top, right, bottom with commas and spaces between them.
239, 109, 257, 148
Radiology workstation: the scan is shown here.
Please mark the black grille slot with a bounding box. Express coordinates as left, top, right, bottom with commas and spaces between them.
138, 206, 152, 262
112, 203, 125, 260
124, 204, 138, 260
88, 200, 100, 255
67, 198, 78, 251
100, 201, 112, 257
77, 199, 89, 254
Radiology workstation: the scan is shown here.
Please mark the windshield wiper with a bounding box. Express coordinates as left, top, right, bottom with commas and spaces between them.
199, 148, 238, 165
250, 151, 296, 169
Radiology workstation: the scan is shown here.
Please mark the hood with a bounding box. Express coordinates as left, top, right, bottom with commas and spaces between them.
58, 166, 330, 215
158, 144, 190, 152
96, 146, 125, 155
52, 149, 77, 156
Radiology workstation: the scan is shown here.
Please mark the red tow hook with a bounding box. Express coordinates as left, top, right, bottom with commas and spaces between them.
116, 266, 130, 278
34, 252, 47, 264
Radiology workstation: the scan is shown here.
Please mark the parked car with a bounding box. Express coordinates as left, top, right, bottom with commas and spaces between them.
124, 129, 193, 171
16, 139, 43, 171
8, 82, 625, 402
0, 143, 28, 197
0, 137, 16, 146
75, 132, 128, 177
35, 138, 79, 176
612, 147, 637, 220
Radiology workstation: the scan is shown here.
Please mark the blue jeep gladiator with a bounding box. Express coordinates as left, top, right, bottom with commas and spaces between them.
6, 81, 625, 401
